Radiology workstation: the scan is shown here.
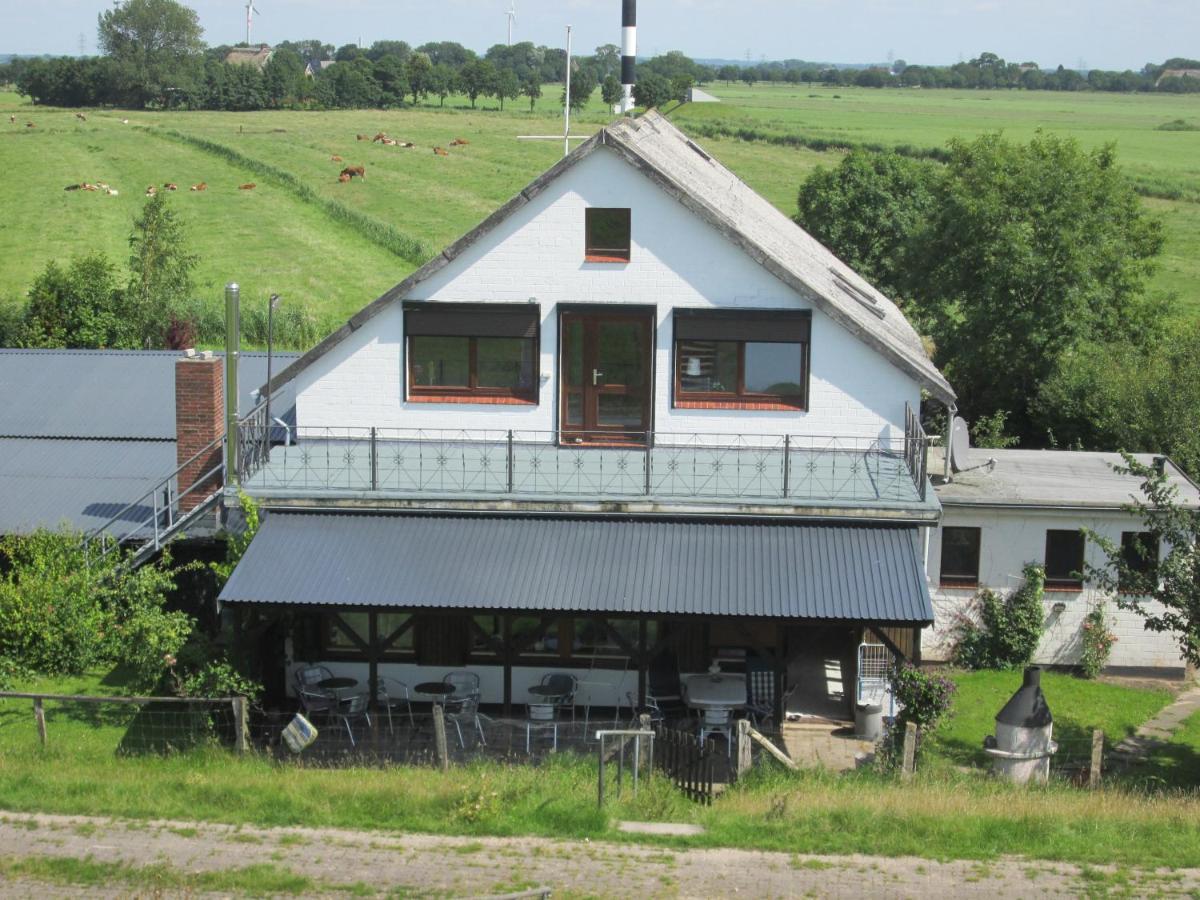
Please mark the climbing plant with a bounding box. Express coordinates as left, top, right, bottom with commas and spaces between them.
952, 563, 1046, 669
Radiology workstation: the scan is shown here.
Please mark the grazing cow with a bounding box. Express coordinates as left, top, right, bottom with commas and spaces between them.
163, 183, 178, 191
450, 138, 469, 146
26, 122, 35, 128
338, 173, 351, 183
145, 185, 157, 196
81, 183, 99, 192
9, 115, 15, 124
331, 155, 343, 162
372, 132, 388, 143
339, 165, 365, 180
433, 147, 449, 156
75, 113, 86, 122
190, 182, 207, 192
239, 183, 257, 190
356, 134, 369, 141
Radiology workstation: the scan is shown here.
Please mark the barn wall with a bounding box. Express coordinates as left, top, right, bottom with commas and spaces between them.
294, 148, 920, 441
923, 505, 1186, 672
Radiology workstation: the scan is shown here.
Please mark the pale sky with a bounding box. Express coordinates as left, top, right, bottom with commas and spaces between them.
3, 0, 1195, 71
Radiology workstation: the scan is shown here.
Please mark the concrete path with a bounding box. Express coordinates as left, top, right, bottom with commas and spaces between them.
1113, 684, 1200, 762
3, 810, 1200, 898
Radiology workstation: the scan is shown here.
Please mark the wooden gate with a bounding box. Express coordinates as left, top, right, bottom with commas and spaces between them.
654, 724, 717, 804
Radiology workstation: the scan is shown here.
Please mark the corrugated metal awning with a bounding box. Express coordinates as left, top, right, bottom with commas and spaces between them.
220, 512, 933, 624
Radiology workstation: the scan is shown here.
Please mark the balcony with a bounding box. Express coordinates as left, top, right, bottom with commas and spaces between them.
235, 406, 933, 518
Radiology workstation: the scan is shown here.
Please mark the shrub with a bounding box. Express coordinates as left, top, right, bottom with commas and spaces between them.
953, 564, 1046, 670
1079, 604, 1118, 678
878, 663, 957, 768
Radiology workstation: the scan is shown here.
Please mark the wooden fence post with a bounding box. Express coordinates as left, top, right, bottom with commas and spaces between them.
1090, 729, 1104, 789
638, 713, 651, 773
232, 696, 249, 753
33, 698, 47, 747
901, 722, 918, 780
736, 719, 752, 779
432, 703, 450, 772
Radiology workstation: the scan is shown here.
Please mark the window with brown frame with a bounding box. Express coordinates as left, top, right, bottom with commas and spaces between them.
1119, 531, 1159, 594
1045, 530, 1086, 590
674, 311, 810, 409
939, 526, 981, 588
584, 208, 631, 262
322, 612, 415, 658
405, 303, 539, 403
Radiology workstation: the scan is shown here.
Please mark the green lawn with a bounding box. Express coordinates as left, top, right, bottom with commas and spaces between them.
2, 84, 1198, 343
3, 667, 1200, 867
928, 669, 1175, 769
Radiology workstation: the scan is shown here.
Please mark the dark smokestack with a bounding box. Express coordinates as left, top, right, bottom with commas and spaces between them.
620, 0, 636, 112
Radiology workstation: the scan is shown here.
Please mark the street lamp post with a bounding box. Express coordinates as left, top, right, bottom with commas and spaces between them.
265, 293, 281, 455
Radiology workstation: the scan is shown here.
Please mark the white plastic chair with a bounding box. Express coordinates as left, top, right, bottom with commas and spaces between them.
699, 706, 734, 755
526, 702, 558, 753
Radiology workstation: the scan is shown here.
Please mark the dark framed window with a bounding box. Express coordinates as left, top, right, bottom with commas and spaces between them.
585, 208, 631, 262
322, 612, 415, 659
939, 526, 981, 587
674, 311, 810, 409
1120, 531, 1159, 593
405, 303, 539, 403
1045, 530, 1085, 590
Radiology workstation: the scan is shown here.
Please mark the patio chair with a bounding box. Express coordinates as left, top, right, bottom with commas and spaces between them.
746, 666, 777, 728
297, 687, 336, 721
698, 706, 734, 755
445, 689, 487, 749
334, 693, 372, 748
537, 672, 579, 722
525, 702, 559, 753
377, 677, 415, 732
442, 670, 481, 698
625, 691, 665, 727
293, 664, 333, 692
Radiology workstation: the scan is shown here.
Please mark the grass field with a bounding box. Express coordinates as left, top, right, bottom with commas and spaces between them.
2, 84, 1198, 344
2, 667, 1200, 868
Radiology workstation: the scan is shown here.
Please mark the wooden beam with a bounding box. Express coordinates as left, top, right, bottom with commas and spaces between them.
868, 624, 905, 663
368, 612, 379, 708
379, 614, 416, 653
329, 613, 370, 653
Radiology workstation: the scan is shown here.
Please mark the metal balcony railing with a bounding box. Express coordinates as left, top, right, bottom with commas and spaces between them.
235, 403, 930, 508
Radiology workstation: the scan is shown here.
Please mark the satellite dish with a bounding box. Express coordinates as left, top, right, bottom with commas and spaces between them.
949, 416, 971, 473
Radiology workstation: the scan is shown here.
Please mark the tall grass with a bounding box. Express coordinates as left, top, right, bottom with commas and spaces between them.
155, 129, 431, 265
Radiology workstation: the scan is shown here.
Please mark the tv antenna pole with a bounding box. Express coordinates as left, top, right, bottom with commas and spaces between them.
515, 24, 589, 159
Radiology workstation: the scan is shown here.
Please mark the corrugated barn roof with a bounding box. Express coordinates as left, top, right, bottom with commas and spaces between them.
219, 512, 934, 624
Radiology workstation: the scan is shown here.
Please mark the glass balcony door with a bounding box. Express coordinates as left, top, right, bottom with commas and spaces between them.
560, 311, 652, 444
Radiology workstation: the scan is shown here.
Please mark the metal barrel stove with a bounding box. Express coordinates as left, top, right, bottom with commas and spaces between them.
983, 666, 1058, 784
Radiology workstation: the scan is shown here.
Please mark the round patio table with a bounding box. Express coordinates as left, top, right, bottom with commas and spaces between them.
527, 685, 566, 699
317, 677, 358, 691
415, 682, 456, 704
682, 673, 747, 710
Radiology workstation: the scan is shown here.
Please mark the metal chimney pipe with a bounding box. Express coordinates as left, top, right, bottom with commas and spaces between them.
620, 0, 637, 113
225, 282, 241, 486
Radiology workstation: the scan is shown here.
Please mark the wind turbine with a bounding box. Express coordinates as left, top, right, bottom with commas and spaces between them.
506, 0, 517, 46
244, 0, 261, 46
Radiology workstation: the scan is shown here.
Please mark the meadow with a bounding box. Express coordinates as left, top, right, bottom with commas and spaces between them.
1, 83, 1198, 345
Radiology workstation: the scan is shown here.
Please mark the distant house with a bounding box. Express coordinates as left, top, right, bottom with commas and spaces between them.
225, 45, 274, 71
686, 87, 720, 103
304, 59, 336, 78
1157, 68, 1200, 87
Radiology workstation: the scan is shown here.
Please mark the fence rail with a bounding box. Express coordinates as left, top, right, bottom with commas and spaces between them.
236, 410, 930, 508
654, 724, 718, 804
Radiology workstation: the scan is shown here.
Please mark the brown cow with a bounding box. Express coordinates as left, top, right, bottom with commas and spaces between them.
339, 165, 365, 180
433, 147, 449, 156
163, 183, 178, 191
330, 155, 343, 162
372, 132, 388, 143
75, 113, 87, 122
190, 182, 207, 192
449, 138, 469, 146
338, 173, 351, 183
239, 183, 257, 191
25, 122, 35, 128
356, 134, 369, 141
145, 185, 157, 196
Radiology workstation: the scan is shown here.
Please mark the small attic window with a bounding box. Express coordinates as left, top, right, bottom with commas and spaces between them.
585, 208, 631, 263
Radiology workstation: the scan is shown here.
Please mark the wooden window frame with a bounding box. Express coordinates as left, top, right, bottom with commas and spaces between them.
1044, 529, 1086, 592
672, 312, 810, 411
320, 612, 417, 662
404, 304, 540, 405
584, 208, 631, 263
939, 526, 981, 589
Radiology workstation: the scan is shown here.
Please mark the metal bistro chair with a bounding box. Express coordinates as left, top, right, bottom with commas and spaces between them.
442, 671, 486, 749
294, 664, 333, 691
334, 693, 372, 748
294, 665, 336, 721
537, 673, 579, 721
699, 706, 734, 755
625, 691, 666, 727
377, 677, 415, 733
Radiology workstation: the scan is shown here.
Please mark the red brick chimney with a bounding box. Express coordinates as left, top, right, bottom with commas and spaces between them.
175, 350, 226, 512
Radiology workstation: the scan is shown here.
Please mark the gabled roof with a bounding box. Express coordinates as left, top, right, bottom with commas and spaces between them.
265, 110, 954, 403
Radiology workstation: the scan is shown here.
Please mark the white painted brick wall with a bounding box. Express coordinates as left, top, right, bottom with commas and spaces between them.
923, 506, 1186, 671
295, 148, 920, 439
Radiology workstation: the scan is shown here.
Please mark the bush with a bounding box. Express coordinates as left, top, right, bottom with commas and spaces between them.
953, 564, 1046, 670
1080, 604, 1118, 678
878, 663, 957, 768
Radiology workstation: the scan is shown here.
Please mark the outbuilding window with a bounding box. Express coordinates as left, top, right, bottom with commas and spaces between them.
585, 208, 631, 262
1044, 530, 1085, 591
674, 310, 810, 410
405, 303, 539, 404
1119, 531, 1159, 593
939, 526, 981, 588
